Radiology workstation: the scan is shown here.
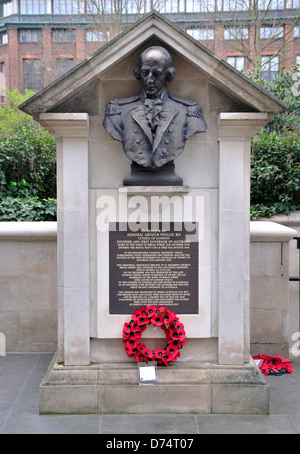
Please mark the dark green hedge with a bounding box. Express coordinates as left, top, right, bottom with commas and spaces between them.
250, 131, 300, 219
0, 125, 57, 222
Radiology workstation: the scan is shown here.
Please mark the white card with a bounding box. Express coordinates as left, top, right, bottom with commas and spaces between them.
138, 363, 158, 383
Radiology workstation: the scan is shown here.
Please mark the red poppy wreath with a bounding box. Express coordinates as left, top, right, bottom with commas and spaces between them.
122, 305, 186, 366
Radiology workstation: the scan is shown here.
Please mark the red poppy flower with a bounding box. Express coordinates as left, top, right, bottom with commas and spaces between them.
161, 356, 170, 366
166, 344, 179, 361
177, 330, 186, 343
138, 315, 149, 326
134, 350, 149, 363
169, 327, 186, 344
124, 339, 139, 357
131, 320, 147, 337
146, 305, 156, 318
132, 307, 148, 324
122, 322, 133, 339
138, 344, 153, 360
153, 348, 166, 360
131, 320, 139, 330
151, 313, 164, 326
168, 328, 180, 340
161, 310, 171, 324
174, 322, 185, 333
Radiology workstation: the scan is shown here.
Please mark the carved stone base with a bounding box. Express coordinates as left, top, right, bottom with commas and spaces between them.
123, 161, 183, 186
39, 354, 270, 414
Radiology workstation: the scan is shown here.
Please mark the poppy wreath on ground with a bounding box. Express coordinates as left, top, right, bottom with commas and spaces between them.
122, 305, 186, 366
253, 354, 294, 376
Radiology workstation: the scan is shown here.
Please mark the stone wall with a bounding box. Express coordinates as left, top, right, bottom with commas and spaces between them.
0, 222, 57, 352
259, 212, 300, 358
0, 221, 297, 356
250, 221, 298, 358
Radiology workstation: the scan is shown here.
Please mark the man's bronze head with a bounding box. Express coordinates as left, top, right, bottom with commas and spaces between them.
134, 46, 176, 98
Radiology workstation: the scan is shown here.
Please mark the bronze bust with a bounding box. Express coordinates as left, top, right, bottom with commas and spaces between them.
103, 46, 207, 185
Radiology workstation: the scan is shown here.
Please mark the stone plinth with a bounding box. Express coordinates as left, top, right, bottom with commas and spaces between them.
40, 355, 269, 415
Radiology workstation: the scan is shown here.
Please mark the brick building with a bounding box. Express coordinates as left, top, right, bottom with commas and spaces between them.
0, 0, 299, 100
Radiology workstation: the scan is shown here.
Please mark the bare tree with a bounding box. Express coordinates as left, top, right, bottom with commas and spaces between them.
199, 0, 300, 77
85, 0, 151, 41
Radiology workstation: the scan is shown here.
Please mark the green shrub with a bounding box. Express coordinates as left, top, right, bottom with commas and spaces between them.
0, 89, 36, 138
0, 125, 57, 222
0, 196, 56, 222
0, 125, 56, 198
250, 131, 300, 219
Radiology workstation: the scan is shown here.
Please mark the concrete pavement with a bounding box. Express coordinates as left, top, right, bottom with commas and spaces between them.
0, 353, 299, 434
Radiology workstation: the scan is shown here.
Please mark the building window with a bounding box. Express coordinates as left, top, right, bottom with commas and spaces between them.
258, 0, 284, 9
125, 0, 138, 14
20, 29, 42, 42
202, 0, 216, 11
261, 55, 280, 80
23, 59, 42, 91
53, 0, 80, 14
53, 29, 76, 42
88, 0, 113, 14
0, 62, 5, 103
186, 0, 201, 12
185, 0, 215, 11
3, 2, 13, 16
297, 55, 300, 65
227, 56, 245, 71
56, 58, 74, 77
158, 0, 179, 13
0, 33, 8, 44
187, 28, 214, 40
260, 26, 284, 39
222, 0, 248, 11
294, 26, 300, 38
20, 0, 46, 14
124, 0, 146, 14
86, 30, 107, 41
224, 28, 249, 40
291, 0, 300, 7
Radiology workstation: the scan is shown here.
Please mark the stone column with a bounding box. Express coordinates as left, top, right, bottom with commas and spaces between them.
39, 113, 90, 366
218, 113, 272, 365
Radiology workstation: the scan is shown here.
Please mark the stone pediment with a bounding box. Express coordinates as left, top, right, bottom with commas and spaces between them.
20, 10, 285, 117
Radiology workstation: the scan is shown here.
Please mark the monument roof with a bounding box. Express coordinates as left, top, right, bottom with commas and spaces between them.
20, 10, 286, 116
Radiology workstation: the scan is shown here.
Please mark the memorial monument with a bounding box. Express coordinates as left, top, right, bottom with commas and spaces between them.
103, 46, 207, 185
20, 11, 285, 414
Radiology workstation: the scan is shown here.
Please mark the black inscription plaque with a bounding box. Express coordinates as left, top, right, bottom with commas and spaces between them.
109, 223, 198, 314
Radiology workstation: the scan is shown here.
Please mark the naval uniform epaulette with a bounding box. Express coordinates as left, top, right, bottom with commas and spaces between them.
105, 95, 140, 115
169, 93, 203, 117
